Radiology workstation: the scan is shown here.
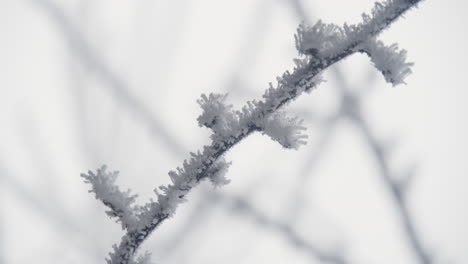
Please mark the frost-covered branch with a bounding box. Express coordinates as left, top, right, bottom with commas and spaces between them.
81, 1, 424, 263
257, 111, 308, 149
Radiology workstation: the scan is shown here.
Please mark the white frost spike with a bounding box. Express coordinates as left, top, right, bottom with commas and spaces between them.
258, 112, 308, 150
80, 165, 139, 230
197, 93, 232, 128
362, 39, 414, 86
207, 157, 232, 187
295, 20, 345, 57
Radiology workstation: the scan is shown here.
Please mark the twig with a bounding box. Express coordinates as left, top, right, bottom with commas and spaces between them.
34, 3, 340, 262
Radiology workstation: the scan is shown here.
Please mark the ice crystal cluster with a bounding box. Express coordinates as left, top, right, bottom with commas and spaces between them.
81, 166, 139, 230
258, 112, 308, 150
196, 89, 313, 150
196, 93, 234, 135
361, 39, 413, 85
295, 0, 415, 87
80, 0, 422, 263
295, 21, 346, 58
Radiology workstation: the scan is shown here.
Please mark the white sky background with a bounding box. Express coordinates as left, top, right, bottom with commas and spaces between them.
0, 0, 467, 263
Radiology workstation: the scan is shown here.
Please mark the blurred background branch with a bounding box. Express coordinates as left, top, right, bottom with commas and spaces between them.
32, 0, 187, 158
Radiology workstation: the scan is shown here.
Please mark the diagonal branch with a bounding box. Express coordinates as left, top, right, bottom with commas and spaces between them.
213, 191, 349, 264
81, 1, 424, 263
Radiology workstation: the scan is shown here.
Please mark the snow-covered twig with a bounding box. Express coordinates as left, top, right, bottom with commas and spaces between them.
81, 1, 424, 263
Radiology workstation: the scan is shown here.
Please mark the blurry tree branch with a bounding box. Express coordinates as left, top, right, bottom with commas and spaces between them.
212, 190, 349, 264
31, 0, 186, 158
34, 7, 338, 260
287, 1, 433, 263
349, 109, 432, 264
0, 164, 103, 262
288, 62, 433, 264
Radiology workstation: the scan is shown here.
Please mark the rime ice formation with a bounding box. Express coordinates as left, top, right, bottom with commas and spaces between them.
258, 112, 308, 150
